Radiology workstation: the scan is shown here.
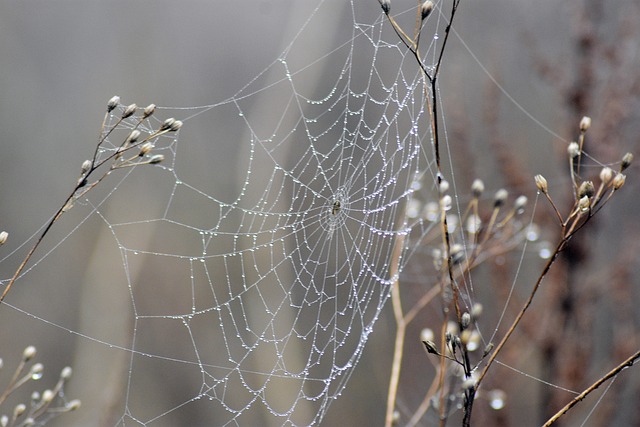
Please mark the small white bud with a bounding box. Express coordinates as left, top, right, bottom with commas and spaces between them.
599, 167, 613, 184
568, 142, 580, 158
169, 120, 183, 132
160, 118, 176, 131
439, 179, 449, 193
420, 1, 434, 20
143, 103, 156, 118
0, 231, 8, 245
621, 152, 633, 171
471, 179, 484, 198
80, 159, 92, 175
138, 142, 154, 156
106, 96, 120, 112
122, 103, 137, 118
514, 195, 528, 212
23, 346, 37, 361
67, 399, 82, 411
60, 366, 73, 380
378, 0, 390, 14
13, 404, 26, 418
149, 154, 165, 164
126, 130, 141, 144
579, 116, 591, 132
41, 389, 54, 403
494, 189, 508, 207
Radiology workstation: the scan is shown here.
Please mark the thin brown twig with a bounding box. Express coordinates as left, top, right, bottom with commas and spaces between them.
543, 349, 640, 426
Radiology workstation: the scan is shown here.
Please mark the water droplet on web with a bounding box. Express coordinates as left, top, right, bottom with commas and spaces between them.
488, 389, 506, 410
526, 224, 540, 241
538, 242, 552, 259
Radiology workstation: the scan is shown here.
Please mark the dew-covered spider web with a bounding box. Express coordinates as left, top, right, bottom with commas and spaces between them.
2, 0, 638, 426
75, 2, 438, 425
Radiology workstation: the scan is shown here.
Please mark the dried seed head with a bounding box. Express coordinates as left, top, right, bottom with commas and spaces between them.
450, 243, 465, 265
621, 152, 633, 171
568, 141, 580, 159
30, 363, 43, 377
80, 160, 92, 175
461, 312, 471, 329
613, 173, 626, 190
600, 167, 613, 184
0, 231, 8, 245
421, 1, 434, 20
494, 189, 508, 207
579, 116, 591, 132
578, 195, 590, 211
149, 154, 165, 164
107, 96, 120, 112
60, 366, 73, 380
23, 345, 37, 361
127, 130, 141, 144
439, 179, 450, 194
169, 119, 183, 132
143, 103, 156, 118
42, 389, 54, 403
13, 404, 26, 418
67, 399, 82, 411
378, 0, 390, 14
534, 174, 548, 193
122, 103, 137, 119
577, 180, 595, 199
471, 179, 484, 198
422, 340, 438, 355
160, 118, 176, 131
514, 195, 528, 212
138, 142, 154, 156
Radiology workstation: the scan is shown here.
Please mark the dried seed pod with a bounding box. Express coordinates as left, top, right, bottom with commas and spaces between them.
421, 1, 434, 20
122, 103, 137, 119
143, 103, 156, 118
534, 175, 548, 193
107, 96, 120, 112
471, 179, 484, 198
579, 116, 591, 132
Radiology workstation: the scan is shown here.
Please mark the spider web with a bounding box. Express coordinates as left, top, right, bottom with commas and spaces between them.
1, 1, 636, 426
85, 2, 436, 425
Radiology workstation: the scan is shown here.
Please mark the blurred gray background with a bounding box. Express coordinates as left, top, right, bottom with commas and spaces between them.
0, 1, 639, 426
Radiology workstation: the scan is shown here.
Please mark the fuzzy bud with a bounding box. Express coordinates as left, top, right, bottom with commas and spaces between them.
599, 167, 613, 184
80, 159, 92, 175
568, 142, 580, 159
613, 173, 626, 190
378, 0, 390, 14
169, 119, 183, 132
621, 152, 633, 171
577, 181, 595, 199
138, 142, 154, 156
534, 174, 548, 193
67, 399, 82, 411
126, 130, 141, 144
23, 346, 37, 361
107, 96, 120, 112
514, 195, 528, 212
579, 116, 591, 132
461, 312, 471, 329
143, 104, 156, 118
13, 404, 26, 418
41, 389, 54, 403
471, 179, 484, 198
422, 340, 438, 355
439, 179, 449, 194
0, 231, 8, 245
420, 1, 434, 20
122, 103, 137, 119
160, 118, 176, 131
494, 189, 508, 207
60, 366, 73, 380
149, 154, 165, 164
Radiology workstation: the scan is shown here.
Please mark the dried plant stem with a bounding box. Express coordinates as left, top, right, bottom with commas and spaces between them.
543, 349, 640, 426
385, 232, 406, 427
